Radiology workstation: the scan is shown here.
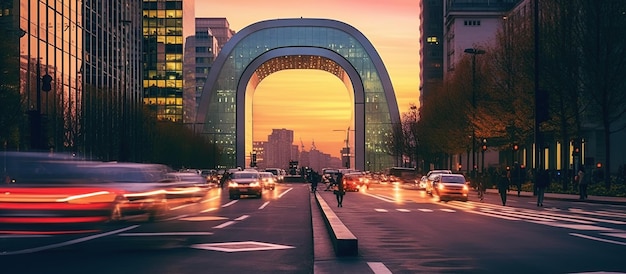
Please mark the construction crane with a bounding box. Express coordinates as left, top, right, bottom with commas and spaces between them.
300, 137, 305, 152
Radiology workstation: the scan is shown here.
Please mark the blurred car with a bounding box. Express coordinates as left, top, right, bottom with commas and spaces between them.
264, 168, 285, 183
0, 154, 177, 225
341, 173, 362, 192
429, 174, 470, 202
227, 171, 263, 199
166, 171, 211, 199
79, 162, 206, 218
200, 169, 219, 186
258, 172, 276, 190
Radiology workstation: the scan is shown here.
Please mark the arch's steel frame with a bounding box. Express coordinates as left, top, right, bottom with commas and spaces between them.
196, 18, 400, 171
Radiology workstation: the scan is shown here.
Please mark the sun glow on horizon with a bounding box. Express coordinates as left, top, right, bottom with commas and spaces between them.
252, 70, 352, 158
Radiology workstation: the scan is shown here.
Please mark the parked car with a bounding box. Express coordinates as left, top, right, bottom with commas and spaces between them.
258, 171, 276, 190
227, 171, 263, 199
428, 174, 470, 202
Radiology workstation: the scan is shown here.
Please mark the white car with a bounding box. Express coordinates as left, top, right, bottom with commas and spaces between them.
258, 172, 276, 190
227, 171, 263, 199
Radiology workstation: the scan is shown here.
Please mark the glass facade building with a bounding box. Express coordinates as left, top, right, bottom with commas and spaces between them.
1, 0, 143, 161
142, 0, 194, 122
196, 18, 400, 171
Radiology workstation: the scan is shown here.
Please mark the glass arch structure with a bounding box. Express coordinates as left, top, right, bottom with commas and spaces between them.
196, 18, 400, 171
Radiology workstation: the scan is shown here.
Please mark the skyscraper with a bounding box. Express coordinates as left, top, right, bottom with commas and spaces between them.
1, 0, 143, 161
419, 0, 444, 105
265, 128, 296, 170
183, 18, 233, 124
142, 0, 194, 122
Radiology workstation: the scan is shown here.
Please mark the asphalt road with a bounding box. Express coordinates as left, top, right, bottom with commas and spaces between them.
319, 183, 626, 273
2, 183, 626, 274
0, 186, 314, 274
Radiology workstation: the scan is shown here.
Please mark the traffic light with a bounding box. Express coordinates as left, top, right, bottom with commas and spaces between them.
482, 144, 487, 151
572, 138, 581, 157
513, 143, 519, 151
41, 74, 53, 92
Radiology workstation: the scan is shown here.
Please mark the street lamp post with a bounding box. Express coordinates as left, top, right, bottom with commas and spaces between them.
464, 48, 485, 179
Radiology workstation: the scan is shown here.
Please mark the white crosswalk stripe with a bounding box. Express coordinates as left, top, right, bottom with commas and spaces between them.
369, 200, 626, 237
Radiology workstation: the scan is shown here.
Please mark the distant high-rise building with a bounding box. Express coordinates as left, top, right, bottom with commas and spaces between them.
142, 0, 195, 122
183, 18, 232, 124
264, 129, 295, 170
196, 18, 235, 52
420, 0, 444, 105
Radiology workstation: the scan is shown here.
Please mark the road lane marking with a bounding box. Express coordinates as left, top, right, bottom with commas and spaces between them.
235, 215, 249, 221
529, 221, 615, 231
600, 232, 626, 239
375, 209, 388, 212
259, 201, 270, 210
0, 225, 139, 256
118, 232, 213, 236
278, 187, 293, 198
396, 209, 410, 212
201, 207, 218, 213
568, 208, 626, 221
213, 221, 236, 229
179, 216, 227, 221
418, 209, 434, 212
363, 192, 395, 203
521, 209, 626, 224
479, 209, 555, 222
440, 209, 455, 212
438, 202, 520, 220
570, 233, 626, 246
367, 262, 393, 274
512, 210, 595, 224
191, 241, 294, 252
222, 200, 238, 207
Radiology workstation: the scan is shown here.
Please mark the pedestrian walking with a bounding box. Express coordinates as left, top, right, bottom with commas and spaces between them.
310, 171, 319, 193
476, 177, 485, 202
535, 169, 550, 207
578, 166, 589, 200
334, 173, 345, 207
497, 172, 510, 206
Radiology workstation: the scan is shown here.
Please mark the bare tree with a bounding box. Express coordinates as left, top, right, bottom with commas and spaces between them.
577, 0, 626, 186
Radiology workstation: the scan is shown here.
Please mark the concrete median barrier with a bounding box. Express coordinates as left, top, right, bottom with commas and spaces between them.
314, 192, 358, 256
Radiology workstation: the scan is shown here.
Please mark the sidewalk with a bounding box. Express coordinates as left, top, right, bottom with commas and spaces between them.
484, 188, 626, 205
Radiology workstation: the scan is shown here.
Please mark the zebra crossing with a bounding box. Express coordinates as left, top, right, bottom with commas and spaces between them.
368, 195, 626, 246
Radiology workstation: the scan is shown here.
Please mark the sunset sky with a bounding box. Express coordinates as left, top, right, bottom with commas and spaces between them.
196, 0, 421, 158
